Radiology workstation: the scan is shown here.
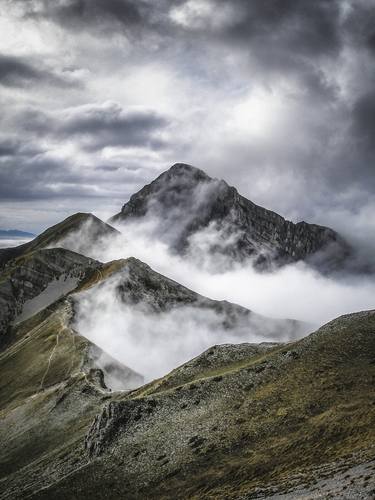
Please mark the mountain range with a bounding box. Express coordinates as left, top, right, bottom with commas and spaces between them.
0, 230, 35, 239
0, 163, 373, 499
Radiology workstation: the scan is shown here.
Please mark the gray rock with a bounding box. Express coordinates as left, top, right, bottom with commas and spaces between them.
0, 248, 100, 346
110, 163, 351, 271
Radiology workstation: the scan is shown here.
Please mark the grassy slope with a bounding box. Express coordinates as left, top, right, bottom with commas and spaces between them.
0, 300, 108, 494
0, 302, 87, 410
23, 310, 375, 500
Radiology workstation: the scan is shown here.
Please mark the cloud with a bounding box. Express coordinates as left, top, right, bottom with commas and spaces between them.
0, 137, 21, 157
54, 213, 375, 328
0, 53, 82, 88
59, 101, 170, 151
170, 0, 342, 61
0, 100, 171, 213
42, 212, 373, 386
351, 89, 375, 153
19, 0, 151, 34
0, 54, 42, 87
11, 101, 171, 152
0, 154, 82, 201
74, 274, 295, 383
0, 0, 374, 259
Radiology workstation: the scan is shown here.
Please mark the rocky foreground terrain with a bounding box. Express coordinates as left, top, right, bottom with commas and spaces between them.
110, 163, 351, 271
0, 290, 374, 498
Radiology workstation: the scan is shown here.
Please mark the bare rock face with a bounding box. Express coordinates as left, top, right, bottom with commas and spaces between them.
85, 398, 158, 458
110, 163, 350, 271
0, 248, 100, 346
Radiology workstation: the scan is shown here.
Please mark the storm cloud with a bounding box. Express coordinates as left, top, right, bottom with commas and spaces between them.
0, 0, 374, 250
0, 53, 83, 88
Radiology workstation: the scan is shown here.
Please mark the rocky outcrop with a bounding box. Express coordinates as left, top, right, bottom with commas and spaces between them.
0, 248, 100, 345
85, 398, 158, 458
110, 163, 350, 271
87, 346, 144, 391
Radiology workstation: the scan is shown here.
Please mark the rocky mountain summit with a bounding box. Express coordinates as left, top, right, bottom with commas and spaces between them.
110, 163, 350, 271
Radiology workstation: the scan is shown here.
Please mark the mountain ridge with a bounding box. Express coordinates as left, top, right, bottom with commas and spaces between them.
0, 213, 118, 269
110, 163, 351, 271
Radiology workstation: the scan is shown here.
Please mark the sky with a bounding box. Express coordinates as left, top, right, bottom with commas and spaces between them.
0, 0, 374, 245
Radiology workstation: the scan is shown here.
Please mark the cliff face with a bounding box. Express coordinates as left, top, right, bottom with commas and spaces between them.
110, 163, 350, 270
0, 248, 100, 346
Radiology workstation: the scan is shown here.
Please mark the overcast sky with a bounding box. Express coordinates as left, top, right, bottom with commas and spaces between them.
0, 0, 374, 244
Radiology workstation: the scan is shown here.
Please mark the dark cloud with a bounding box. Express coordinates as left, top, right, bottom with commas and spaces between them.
12, 102, 170, 152
20, 0, 342, 57
0, 104, 169, 205
0, 150, 124, 202
0, 54, 82, 88
59, 102, 170, 150
0, 54, 41, 87
21, 0, 152, 33
0, 138, 20, 157
95, 165, 120, 172
19, 0, 346, 107
342, 1, 375, 52
352, 90, 375, 150
163, 0, 344, 104
0, 155, 73, 201
213, 0, 342, 58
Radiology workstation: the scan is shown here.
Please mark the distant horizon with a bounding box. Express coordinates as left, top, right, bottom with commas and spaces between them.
0, 228, 36, 237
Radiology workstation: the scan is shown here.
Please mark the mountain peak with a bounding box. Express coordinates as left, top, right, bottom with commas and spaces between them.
166, 162, 212, 180
109, 163, 350, 271
0, 213, 119, 269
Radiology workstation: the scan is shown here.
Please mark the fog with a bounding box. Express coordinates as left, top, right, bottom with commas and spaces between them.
74, 274, 282, 383
62, 216, 375, 325
0, 237, 33, 248
54, 211, 375, 386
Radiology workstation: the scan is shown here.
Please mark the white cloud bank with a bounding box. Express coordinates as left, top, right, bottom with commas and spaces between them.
54, 216, 375, 386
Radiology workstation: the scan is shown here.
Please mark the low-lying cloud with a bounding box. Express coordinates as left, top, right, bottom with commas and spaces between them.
74, 274, 286, 383
83, 220, 375, 325
57, 215, 375, 387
